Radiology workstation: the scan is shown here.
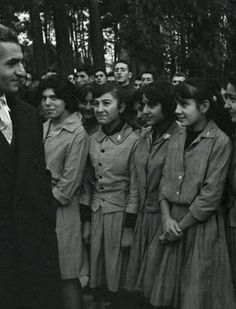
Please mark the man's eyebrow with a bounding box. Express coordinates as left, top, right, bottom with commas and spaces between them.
6, 57, 22, 63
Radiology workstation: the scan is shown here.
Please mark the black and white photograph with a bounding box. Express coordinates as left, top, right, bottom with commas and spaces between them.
0, 0, 236, 308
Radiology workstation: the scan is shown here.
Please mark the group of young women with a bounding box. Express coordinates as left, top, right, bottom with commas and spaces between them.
36, 72, 236, 309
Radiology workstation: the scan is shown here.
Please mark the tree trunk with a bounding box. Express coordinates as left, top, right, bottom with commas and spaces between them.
88, 0, 105, 71
52, 0, 74, 76
29, 0, 47, 77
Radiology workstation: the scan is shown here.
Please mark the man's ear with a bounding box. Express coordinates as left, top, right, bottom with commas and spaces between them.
200, 100, 210, 114
128, 72, 132, 80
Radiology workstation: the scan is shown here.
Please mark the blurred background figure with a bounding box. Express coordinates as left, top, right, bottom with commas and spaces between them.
76, 65, 94, 88
94, 69, 107, 85
171, 72, 186, 86
141, 71, 155, 86
134, 77, 142, 89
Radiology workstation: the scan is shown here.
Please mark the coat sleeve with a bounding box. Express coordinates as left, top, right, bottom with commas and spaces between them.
189, 136, 232, 222
126, 139, 140, 214
53, 130, 89, 206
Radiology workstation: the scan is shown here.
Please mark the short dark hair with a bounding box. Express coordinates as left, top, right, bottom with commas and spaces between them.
0, 24, 19, 44
37, 75, 78, 113
114, 60, 131, 72
141, 71, 156, 80
91, 83, 126, 108
77, 84, 93, 102
228, 72, 236, 88
94, 68, 107, 77
141, 81, 176, 120
172, 72, 187, 79
77, 64, 93, 76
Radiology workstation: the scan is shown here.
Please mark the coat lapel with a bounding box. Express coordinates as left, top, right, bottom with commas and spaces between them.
0, 129, 14, 173
7, 95, 33, 200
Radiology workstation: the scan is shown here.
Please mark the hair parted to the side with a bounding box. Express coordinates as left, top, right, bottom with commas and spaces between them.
0, 24, 19, 44
114, 60, 131, 72
91, 83, 125, 108
173, 77, 233, 135
37, 75, 79, 114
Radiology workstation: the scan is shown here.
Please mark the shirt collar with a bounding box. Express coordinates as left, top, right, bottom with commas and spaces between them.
0, 94, 9, 109
180, 119, 217, 143
96, 122, 135, 144
43, 113, 82, 140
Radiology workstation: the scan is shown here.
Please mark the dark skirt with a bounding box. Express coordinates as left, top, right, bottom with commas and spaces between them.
125, 212, 161, 291
136, 205, 236, 309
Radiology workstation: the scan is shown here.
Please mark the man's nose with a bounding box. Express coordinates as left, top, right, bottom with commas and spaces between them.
15, 62, 26, 77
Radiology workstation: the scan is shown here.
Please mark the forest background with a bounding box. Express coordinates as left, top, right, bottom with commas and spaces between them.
1, 0, 236, 80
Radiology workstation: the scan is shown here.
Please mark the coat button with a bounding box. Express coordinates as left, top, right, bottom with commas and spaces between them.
101, 149, 105, 153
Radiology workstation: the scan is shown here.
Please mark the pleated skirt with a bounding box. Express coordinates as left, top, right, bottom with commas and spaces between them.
125, 211, 161, 291
136, 204, 236, 309
90, 209, 128, 292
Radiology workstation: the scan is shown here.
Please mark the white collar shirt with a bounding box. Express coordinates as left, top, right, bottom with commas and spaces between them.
0, 94, 13, 144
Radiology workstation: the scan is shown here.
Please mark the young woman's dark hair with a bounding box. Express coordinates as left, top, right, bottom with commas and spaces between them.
37, 75, 78, 113
228, 72, 236, 88
77, 84, 93, 103
173, 77, 233, 136
141, 81, 177, 121
91, 83, 125, 108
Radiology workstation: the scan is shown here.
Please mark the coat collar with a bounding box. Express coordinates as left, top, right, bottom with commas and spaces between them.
43, 113, 82, 141
183, 119, 217, 140
144, 121, 180, 144
95, 122, 134, 144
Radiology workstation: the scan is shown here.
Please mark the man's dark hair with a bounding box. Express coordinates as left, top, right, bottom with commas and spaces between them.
141, 70, 156, 80
0, 24, 19, 44
94, 68, 107, 77
114, 60, 131, 72
228, 72, 236, 88
77, 64, 93, 76
172, 72, 187, 79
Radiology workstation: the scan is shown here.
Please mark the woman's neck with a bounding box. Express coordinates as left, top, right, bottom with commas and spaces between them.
102, 117, 124, 136
51, 111, 70, 127
188, 117, 208, 132
152, 119, 173, 139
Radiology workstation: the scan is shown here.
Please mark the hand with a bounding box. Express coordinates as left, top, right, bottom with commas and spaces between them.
82, 221, 91, 245
121, 227, 133, 248
159, 233, 169, 244
162, 217, 182, 242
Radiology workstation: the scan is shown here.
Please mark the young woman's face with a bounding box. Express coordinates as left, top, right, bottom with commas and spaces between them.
41, 88, 67, 120
224, 82, 236, 123
142, 93, 165, 126
175, 98, 203, 127
79, 91, 95, 120
92, 92, 124, 125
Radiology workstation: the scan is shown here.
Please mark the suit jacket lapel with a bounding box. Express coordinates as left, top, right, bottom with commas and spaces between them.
7, 95, 33, 200
0, 129, 14, 173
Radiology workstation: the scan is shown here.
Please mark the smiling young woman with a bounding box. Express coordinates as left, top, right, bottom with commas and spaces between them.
83, 83, 139, 308
39, 75, 89, 309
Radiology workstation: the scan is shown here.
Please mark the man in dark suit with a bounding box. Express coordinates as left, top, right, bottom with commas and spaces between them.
0, 24, 61, 309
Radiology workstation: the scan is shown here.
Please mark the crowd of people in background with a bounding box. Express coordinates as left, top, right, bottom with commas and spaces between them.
2, 23, 236, 309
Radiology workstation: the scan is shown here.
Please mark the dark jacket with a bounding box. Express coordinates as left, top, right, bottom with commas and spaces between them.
0, 95, 61, 308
